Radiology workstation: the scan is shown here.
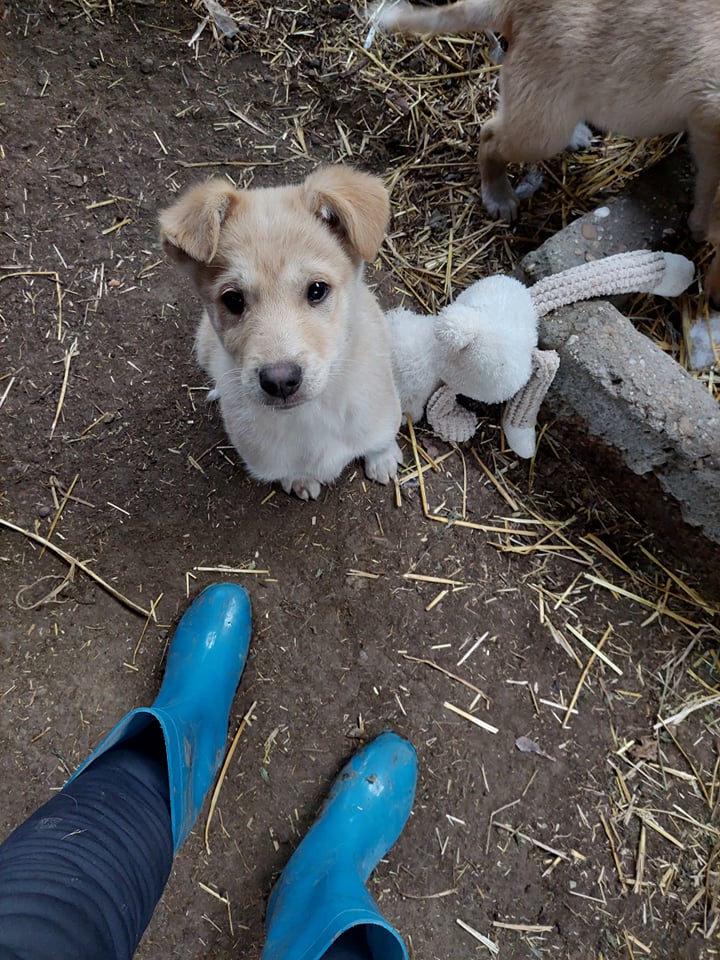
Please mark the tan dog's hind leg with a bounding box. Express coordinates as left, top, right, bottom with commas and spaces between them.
477, 116, 522, 219
688, 128, 720, 306
705, 183, 720, 308
705, 251, 720, 308
478, 88, 579, 220
688, 126, 720, 240
373, 0, 501, 38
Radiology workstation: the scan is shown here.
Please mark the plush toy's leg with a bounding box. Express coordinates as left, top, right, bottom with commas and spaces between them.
502, 349, 560, 458
426, 384, 478, 443
529, 250, 695, 317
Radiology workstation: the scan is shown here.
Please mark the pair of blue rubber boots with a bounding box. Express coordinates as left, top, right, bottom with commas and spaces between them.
69, 583, 417, 960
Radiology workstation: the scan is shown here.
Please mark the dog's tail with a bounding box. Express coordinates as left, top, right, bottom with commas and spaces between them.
370, 0, 504, 38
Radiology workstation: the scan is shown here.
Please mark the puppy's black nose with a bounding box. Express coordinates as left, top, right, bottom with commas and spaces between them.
259, 362, 303, 400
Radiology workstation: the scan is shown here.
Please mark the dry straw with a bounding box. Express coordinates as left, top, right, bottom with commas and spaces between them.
21, 1, 720, 947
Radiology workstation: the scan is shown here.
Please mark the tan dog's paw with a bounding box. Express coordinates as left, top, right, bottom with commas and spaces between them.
366, 0, 413, 31
281, 477, 323, 501
364, 441, 403, 485
688, 204, 709, 242
481, 180, 520, 221
566, 122, 594, 150
514, 166, 544, 202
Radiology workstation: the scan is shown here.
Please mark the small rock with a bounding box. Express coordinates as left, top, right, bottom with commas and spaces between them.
677, 414, 693, 437
329, 2, 351, 18
581, 222, 598, 240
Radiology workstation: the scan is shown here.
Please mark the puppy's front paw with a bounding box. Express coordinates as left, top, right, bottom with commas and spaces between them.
207, 386, 221, 402
280, 477, 323, 501
364, 441, 403, 485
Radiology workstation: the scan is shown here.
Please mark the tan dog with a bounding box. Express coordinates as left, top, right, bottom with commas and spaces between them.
160, 167, 403, 500
372, 0, 720, 304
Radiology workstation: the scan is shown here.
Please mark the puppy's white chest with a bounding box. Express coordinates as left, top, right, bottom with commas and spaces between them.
220, 396, 362, 484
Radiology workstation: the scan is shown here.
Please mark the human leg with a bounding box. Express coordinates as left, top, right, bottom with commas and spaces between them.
0, 738, 173, 960
0, 582, 252, 960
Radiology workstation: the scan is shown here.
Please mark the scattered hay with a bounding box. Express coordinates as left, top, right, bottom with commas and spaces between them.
176, 0, 716, 400
204, 699, 257, 854
397, 426, 720, 946
0, 517, 153, 618
6, 3, 718, 953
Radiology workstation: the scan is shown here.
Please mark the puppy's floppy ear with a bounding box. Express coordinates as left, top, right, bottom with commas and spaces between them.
302, 166, 390, 263
159, 179, 240, 267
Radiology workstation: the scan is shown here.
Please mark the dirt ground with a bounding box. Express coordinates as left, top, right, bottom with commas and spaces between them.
2, 3, 720, 959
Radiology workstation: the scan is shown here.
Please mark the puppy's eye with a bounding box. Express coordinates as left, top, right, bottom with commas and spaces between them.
221, 290, 245, 315
307, 281, 330, 305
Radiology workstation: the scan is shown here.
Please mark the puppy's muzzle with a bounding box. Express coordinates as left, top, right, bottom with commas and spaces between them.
259, 361, 304, 402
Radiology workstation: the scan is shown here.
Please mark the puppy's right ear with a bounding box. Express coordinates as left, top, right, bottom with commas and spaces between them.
159, 179, 239, 267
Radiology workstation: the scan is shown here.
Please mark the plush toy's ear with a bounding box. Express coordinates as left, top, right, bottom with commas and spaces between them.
159, 179, 241, 268
301, 166, 390, 263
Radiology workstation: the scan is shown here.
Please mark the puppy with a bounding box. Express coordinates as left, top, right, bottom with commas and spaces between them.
160, 166, 403, 500
372, 0, 720, 304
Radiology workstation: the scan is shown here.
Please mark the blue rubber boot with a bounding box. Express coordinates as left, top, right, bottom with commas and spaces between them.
261, 731, 418, 960
66, 582, 252, 853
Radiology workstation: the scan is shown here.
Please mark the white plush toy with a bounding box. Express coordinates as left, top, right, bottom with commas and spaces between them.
387, 249, 695, 458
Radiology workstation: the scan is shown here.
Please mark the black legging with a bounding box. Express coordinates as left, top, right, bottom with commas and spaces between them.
0, 733, 377, 960
0, 728, 173, 960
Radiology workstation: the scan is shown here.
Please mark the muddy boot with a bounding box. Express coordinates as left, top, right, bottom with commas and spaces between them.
67, 580, 253, 852
262, 731, 417, 960
0, 582, 252, 960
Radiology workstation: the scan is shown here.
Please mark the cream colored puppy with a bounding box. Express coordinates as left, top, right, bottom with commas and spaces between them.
160, 167, 403, 500
373, 0, 720, 304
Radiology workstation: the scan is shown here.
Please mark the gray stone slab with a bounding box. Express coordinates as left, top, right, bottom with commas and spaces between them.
516, 150, 720, 542
519, 150, 695, 283
539, 300, 720, 541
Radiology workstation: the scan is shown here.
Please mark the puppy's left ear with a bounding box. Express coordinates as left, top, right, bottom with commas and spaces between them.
302, 166, 390, 263
159, 178, 240, 268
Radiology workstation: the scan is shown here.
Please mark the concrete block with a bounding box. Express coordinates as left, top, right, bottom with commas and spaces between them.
538, 300, 720, 541
517, 150, 720, 542
520, 150, 695, 282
